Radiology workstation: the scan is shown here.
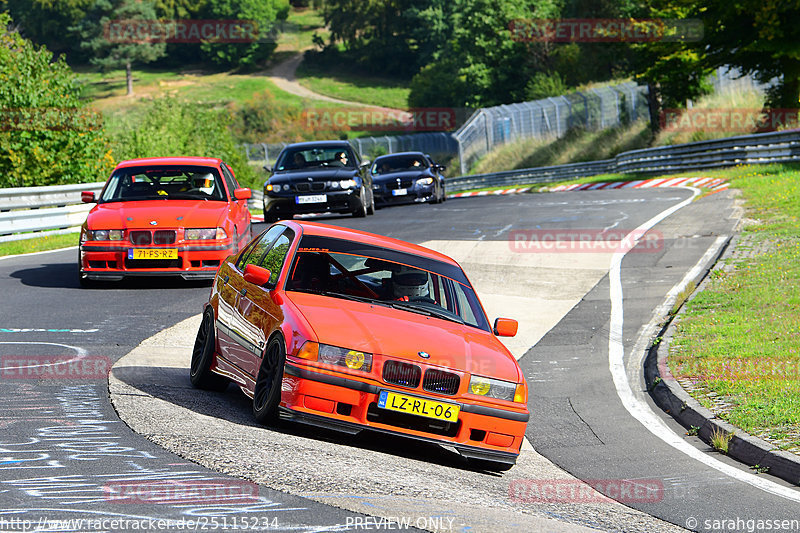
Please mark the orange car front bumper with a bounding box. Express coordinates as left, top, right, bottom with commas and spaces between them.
281, 362, 529, 465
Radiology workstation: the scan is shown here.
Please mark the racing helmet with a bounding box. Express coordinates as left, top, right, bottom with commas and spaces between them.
191, 172, 215, 193
392, 269, 430, 298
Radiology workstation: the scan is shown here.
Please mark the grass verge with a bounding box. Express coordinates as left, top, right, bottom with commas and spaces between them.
294, 62, 411, 110
0, 232, 78, 257
667, 163, 800, 452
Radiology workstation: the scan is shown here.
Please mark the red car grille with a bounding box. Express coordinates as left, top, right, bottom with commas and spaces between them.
382, 360, 421, 388
153, 230, 176, 244
128, 230, 177, 245
422, 369, 460, 396
129, 231, 152, 245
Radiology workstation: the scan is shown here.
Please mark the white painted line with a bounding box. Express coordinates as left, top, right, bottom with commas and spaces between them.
607, 189, 800, 503
0, 246, 77, 261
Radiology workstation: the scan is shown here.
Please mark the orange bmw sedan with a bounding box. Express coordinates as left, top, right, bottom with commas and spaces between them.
78, 157, 252, 286
191, 220, 528, 470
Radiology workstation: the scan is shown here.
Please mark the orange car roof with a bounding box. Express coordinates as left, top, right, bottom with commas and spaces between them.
288, 220, 459, 267
115, 157, 223, 168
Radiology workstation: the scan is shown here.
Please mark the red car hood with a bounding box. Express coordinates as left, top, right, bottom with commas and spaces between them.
87, 200, 227, 229
286, 292, 521, 382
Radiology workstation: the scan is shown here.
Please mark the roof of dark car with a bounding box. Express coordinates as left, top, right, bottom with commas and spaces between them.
373, 151, 426, 161
281, 140, 354, 150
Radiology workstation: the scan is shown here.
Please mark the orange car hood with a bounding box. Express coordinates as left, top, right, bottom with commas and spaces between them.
286, 292, 521, 382
87, 201, 227, 229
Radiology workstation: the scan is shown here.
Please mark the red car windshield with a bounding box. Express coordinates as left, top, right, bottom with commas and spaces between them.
286, 235, 491, 332
99, 166, 226, 203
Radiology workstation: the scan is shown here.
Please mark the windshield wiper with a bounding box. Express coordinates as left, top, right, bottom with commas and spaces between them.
289, 288, 390, 306
388, 300, 465, 324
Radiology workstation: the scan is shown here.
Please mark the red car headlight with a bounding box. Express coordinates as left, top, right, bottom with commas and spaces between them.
186, 227, 227, 240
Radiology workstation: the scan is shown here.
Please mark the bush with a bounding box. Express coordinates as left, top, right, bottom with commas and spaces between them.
0, 13, 114, 188
109, 97, 260, 189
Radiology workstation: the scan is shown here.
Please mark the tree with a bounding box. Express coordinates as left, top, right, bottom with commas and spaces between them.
198, 0, 290, 69
697, 0, 800, 108
0, 13, 114, 187
631, 2, 713, 132
0, 0, 93, 60
109, 97, 258, 188
73, 0, 167, 96
409, 0, 560, 108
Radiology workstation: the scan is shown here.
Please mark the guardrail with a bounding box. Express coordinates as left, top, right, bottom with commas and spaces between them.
2, 129, 799, 241
448, 129, 800, 192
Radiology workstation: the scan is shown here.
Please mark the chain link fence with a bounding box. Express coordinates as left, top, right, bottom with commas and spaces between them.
453, 81, 648, 174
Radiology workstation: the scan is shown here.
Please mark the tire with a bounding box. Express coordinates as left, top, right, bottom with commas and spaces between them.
441, 184, 447, 202
263, 202, 279, 223
252, 335, 286, 424
366, 190, 376, 215
190, 310, 228, 391
352, 187, 367, 218
77, 248, 95, 288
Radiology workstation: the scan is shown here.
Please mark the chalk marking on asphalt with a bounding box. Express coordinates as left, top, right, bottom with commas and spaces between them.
0, 341, 87, 370
608, 187, 800, 503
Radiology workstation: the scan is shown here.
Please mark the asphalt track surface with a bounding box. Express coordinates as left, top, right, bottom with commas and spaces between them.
1, 189, 798, 532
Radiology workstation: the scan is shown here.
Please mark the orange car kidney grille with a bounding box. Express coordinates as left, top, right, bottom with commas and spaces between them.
382, 360, 421, 388
422, 369, 460, 395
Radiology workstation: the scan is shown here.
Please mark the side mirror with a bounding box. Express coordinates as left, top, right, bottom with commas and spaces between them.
438, 165, 447, 172
233, 187, 252, 200
81, 191, 96, 203
360, 159, 371, 168
243, 264, 273, 287
493, 317, 518, 337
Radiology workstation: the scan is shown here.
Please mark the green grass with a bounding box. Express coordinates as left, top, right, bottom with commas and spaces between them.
667, 163, 800, 450
294, 62, 411, 110
469, 120, 652, 175
0, 232, 78, 257
278, 7, 330, 51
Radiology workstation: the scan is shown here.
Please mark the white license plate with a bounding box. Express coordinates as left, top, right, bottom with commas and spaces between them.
391, 188, 407, 196
296, 194, 327, 204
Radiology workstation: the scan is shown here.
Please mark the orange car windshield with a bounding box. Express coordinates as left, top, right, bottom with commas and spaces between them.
99, 166, 226, 203
286, 237, 490, 332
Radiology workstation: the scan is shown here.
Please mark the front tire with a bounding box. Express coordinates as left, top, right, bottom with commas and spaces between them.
252, 335, 286, 424
367, 190, 375, 215
190, 310, 228, 391
352, 187, 368, 218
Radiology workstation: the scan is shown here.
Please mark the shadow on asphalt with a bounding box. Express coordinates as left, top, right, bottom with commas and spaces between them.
111, 363, 501, 474
10, 262, 214, 290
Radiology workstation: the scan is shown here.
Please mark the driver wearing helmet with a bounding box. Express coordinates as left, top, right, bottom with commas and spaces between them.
190, 172, 215, 195
391, 269, 430, 301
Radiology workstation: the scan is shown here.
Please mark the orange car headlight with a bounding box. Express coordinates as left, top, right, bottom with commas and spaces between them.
318, 344, 372, 372
469, 375, 521, 402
